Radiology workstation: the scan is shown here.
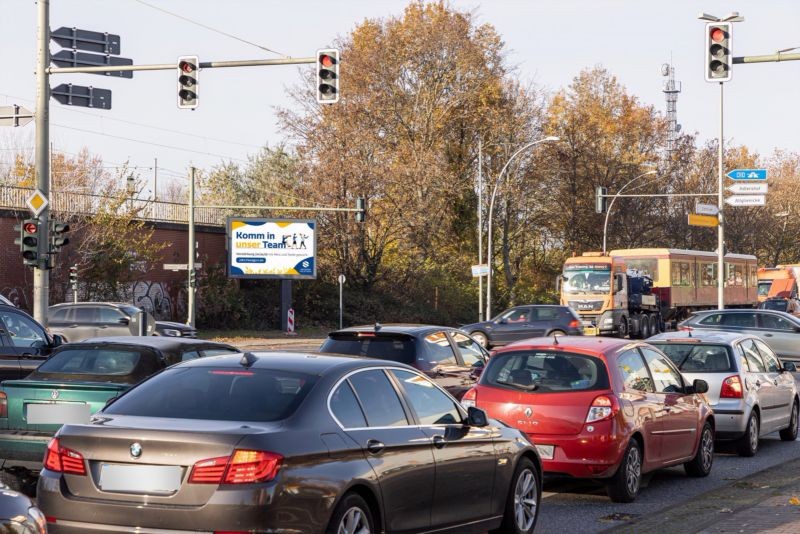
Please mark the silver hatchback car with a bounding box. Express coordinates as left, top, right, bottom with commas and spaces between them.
649, 331, 799, 457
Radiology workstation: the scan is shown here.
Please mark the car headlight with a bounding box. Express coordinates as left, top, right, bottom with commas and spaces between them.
162, 329, 182, 337
27, 506, 47, 534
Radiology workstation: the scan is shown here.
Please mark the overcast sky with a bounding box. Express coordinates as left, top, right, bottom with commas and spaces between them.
2, 0, 798, 197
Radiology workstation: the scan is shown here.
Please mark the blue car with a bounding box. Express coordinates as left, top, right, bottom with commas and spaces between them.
462, 305, 583, 348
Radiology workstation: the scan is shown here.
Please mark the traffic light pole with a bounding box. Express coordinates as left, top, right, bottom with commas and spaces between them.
717, 82, 725, 310
188, 167, 196, 328
33, 0, 51, 325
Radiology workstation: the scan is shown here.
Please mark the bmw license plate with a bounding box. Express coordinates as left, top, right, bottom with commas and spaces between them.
99, 464, 182, 494
535, 444, 554, 460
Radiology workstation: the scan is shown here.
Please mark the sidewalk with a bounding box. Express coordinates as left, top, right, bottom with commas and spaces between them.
611, 457, 800, 533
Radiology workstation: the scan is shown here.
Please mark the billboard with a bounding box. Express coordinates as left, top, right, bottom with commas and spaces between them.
227, 218, 316, 279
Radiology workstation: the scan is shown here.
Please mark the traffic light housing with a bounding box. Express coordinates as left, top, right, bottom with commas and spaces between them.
595, 187, 608, 214
356, 196, 366, 223
50, 220, 70, 251
17, 219, 40, 266
177, 56, 199, 109
705, 22, 732, 82
316, 49, 340, 104
69, 265, 78, 288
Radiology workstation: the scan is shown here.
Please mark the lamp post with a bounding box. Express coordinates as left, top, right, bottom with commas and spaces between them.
602, 169, 658, 255
485, 136, 560, 320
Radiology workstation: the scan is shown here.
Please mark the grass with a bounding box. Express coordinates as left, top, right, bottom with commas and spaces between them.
198, 326, 332, 343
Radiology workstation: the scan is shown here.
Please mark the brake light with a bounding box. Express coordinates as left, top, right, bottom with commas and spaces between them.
0, 392, 7, 418
190, 450, 282, 484
461, 388, 477, 409
569, 320, 581, 328
585, 395, 619, 423
720, 375, 743, 399
43, 438, 86, 475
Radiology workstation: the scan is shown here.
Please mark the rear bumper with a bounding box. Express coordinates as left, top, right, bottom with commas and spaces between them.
0, 430, 52, 462
710, 405, 748, 440
528, 420, 627, 479
37, 468, 330, 534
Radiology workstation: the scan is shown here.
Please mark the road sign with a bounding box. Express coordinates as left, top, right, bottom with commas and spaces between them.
695, 203, 719, 216
51, 27, 121, 55
726, 183, 768, 194
51, 50, 133, 78
726, 169, 767, 180
0, 105, 34, 127
471, 264, 490, 277
688, 213, 719, 228
725, 195, 766, 207
51, 84, 112, 109
26, 190, 49, 217
164, 263, 202, 271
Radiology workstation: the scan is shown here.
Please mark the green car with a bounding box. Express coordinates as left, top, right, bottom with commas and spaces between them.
0, 336, 239, 494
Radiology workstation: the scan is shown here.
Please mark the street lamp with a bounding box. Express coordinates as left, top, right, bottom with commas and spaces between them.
602, 169, 658, 255
485, 135, 560, 319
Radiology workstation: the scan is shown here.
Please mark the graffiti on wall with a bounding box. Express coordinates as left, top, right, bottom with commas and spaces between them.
131, 281, 174, 320
1, 287, 28, 309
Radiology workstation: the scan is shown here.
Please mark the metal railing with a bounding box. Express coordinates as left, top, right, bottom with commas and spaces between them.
0, 185, 226, 226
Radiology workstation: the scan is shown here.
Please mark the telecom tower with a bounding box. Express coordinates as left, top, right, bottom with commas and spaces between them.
661, 63, 682, 151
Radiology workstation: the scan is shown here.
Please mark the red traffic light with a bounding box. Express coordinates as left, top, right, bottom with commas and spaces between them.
319, 54, 336, 68
179, 60, 195, 73
710, 27, 726, 42
23, 222, 37, 234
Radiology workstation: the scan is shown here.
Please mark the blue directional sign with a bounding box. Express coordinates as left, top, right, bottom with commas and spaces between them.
726, 169, 767, 180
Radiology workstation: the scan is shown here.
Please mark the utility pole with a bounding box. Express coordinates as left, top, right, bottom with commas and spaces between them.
188, 167, 196, 327
717, 82, 725, 310
33, 0, 51, 325
478, 139, 483, 322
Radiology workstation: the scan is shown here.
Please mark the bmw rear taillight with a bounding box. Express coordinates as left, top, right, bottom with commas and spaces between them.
720, 375, 743, 398
461, 388, 477, 409
190, 450, 282, 484
585, 395, 619, 423
44, 438, 87, 475
569, 320, 581, 328
0, 392, 7, 418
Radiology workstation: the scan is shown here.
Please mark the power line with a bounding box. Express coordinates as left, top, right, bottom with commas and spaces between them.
131, 0, 290, 57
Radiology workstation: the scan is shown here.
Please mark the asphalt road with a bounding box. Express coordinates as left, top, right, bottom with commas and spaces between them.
536, 432, 800, 533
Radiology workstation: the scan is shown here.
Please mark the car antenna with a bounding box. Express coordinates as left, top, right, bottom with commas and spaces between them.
553, 332, 559, 345
375, 322, 382, 332
240, 351, 258, 368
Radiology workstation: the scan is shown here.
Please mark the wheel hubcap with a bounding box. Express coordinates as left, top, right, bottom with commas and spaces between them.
626, 447, 641, 495
701, 428, 713, 471
750, 417, 758, 452
791, 405, 798, 435
338, 507, 369, 534
513, 469, 538, 531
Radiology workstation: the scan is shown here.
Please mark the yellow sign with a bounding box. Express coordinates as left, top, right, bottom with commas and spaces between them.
688, 213, 719, 228
26, 189, 49, 217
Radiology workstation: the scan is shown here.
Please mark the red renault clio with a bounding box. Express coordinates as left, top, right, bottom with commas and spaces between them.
462, 336, 715, 502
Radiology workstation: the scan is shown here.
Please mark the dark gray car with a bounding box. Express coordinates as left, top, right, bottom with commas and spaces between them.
0, 484, 45, 533
462, 305, 583, 348
38, 352, 542, 533
48, 302, 197, 341
678, 309, 800, 364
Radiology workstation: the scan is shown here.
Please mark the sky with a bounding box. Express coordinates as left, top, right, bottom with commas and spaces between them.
1, 0, 798, 198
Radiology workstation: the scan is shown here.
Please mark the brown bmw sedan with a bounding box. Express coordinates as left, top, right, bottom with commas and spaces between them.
37, 351, 542, 533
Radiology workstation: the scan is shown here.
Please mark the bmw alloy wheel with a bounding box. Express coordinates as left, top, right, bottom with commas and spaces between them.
514, 468, 538, 531
337, 507, 369, 534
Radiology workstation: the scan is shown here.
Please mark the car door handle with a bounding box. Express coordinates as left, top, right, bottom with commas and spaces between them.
755, 380, 761, 387
366, 439, 385, 455
432, 435, 446, 449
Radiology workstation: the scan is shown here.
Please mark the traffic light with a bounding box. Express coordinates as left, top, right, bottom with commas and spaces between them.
69, 265, 78, 288
595, 187, 608, 214
177, 56, 199, 109
50, 220, 70, 251
18, 219, 40, 266
316, 49, 340, 104
356, 196, 366, 223
705, 22, 732, 82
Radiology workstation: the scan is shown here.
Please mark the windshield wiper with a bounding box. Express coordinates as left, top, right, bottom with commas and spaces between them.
496, 379, 538, 392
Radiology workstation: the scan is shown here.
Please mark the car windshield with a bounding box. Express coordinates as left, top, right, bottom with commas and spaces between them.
649, 343, 735, 373
103, 367, 317, 422
562, 266, 611, 294
320, 334, 415, 365
757, 281, 772, 297
34, 348, 152, 383
120, 305, 140, 316
482, 350, 610, 392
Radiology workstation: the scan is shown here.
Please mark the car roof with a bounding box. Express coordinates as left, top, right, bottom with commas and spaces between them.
178, 351, 416, 376
495, 335, 634, 356
77, 336, 237, 351
690, 308, 798, 320
50, 302, 132, 308
330, 324, 459, 336
648, 331, 750, 344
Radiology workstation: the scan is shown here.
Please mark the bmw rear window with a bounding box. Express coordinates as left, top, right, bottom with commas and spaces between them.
481, 350, 609, 392
32, 348, 159, 383
320, 334, 415, 365
103, 367, 317, 422
648, 343, 735, 373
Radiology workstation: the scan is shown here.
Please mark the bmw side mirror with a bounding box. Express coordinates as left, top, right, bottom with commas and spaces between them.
50, 334, 63, 347
783, 361, 797, 373
467, 406, 488, 427
117, 317, 130, 325
692, 379, 709, 394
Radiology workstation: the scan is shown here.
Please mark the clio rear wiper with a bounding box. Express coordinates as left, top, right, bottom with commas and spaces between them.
496, 379, 539, 392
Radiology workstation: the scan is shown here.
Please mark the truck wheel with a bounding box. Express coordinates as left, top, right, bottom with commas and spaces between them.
618, 317, 629, 338
641, 315, 651, 339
